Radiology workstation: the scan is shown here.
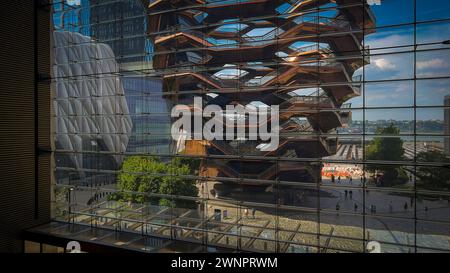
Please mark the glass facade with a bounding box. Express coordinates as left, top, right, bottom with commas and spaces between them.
50, 0, 450, 253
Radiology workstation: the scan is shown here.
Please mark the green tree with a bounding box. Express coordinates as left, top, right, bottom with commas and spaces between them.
366, 124, 404, 162
159, 163, 199, 208
416, 151, 450, 191
54, 187, 69, 218
171, 157, 201, 176
365, 124, 407, 186
116, 156, 165, 203
114, 156, 199, 208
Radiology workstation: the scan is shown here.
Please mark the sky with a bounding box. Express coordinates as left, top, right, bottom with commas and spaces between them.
349, 0, 450, 121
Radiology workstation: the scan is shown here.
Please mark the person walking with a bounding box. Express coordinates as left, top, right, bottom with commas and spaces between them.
349, 191, 353, 200
354, 203, 358, 212
252, 208, 256, 219
244, 208, 249, 218
404, 202, 408, 211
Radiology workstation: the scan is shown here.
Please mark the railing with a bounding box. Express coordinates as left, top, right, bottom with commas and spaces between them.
341, 103, 352, 109
363, 45, 371, 64
286, 95, 331, 106
210, 73, 244, 87
279, 88, 332, 107
291, 44, 318, 53
290, 43, 332, 54
291, 118, 313, 132
186, 52, 207, 65
244, 75, 276, 87
352, 74, 362, 82
243, 15, 352, 44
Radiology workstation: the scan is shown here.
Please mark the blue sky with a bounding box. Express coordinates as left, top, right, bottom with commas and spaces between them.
350, 0, 450, 121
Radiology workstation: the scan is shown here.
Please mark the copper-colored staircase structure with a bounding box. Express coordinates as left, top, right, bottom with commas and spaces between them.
145, 0, 375, 203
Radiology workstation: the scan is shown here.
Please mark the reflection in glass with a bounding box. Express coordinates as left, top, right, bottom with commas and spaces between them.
48, 0, 450, 253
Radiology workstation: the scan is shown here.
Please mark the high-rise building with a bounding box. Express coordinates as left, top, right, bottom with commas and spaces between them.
89, 0, 153, 66
87, 0, 172, 155
53, 0, 90, 35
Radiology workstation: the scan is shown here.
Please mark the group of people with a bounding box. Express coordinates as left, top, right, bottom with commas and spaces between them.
322, 164, 363, 180
344, 190, 353, 199
329, 174, 363, 185
335, 197, 418, 215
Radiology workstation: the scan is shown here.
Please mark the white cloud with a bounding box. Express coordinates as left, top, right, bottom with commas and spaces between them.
365, 82, 411, 101
417, 58, 449, 70
365, 34, 413, 50
372, 58, 396, 70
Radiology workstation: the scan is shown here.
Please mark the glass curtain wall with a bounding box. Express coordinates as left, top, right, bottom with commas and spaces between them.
50, 0, 450, 253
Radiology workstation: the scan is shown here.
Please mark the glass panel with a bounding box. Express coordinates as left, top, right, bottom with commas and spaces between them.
370, 0, 414, 28
416, 49, 450, 78
46, 0, 450, 253
417, 0, 450, 22
364, 53, 414, 81
365, 81, 414, 108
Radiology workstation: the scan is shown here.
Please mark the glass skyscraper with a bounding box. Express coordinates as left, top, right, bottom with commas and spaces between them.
42, 0, 450, 253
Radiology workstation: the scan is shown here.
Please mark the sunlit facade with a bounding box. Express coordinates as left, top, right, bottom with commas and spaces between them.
49, 0, 450, 253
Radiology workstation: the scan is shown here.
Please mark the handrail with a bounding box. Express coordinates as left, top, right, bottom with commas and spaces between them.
290, 43, 331, 54
341, 103, 352, 109
243, 15, 351, 44
352, 74, 362, 82
286, 95, 331, 105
